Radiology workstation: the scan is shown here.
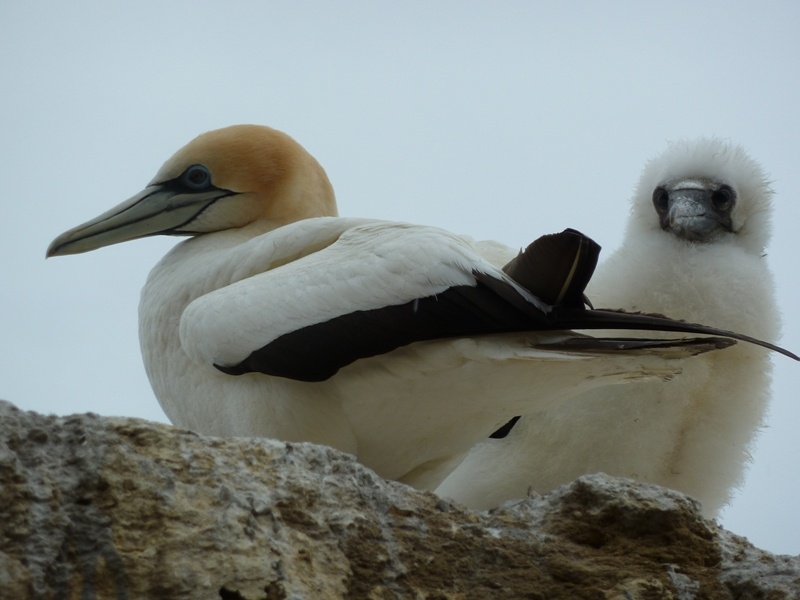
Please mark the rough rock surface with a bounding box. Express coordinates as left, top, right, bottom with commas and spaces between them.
1, 400, 798, 599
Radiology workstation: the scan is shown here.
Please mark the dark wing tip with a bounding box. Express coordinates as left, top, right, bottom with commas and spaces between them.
489, 416, 521, 439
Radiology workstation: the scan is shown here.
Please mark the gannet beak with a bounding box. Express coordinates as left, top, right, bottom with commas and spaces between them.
47, 183, 236, 257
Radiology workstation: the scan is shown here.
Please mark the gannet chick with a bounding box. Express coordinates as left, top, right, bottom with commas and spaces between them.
436, 138, 785, 514
48, 128, 792, 490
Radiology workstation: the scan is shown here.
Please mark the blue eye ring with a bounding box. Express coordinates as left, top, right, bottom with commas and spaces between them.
180, 164, 212, 190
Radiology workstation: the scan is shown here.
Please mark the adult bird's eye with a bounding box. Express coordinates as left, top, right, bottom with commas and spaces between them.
652, 186, 669, 214
180, 164, 212, 191
712, 185, 736, 212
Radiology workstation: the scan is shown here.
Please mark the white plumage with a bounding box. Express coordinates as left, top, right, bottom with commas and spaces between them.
47, 127, 791, 491
436, 138, 783, 515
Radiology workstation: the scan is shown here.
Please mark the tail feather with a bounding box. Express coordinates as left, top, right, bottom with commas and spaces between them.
503, 228, 598, 308
534, 335, 735, 356
550, 308, 799, 361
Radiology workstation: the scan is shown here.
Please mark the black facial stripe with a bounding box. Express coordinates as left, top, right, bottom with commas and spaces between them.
162, 190, 240, 234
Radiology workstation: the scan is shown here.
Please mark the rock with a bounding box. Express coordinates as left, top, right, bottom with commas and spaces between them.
1, 399, 798, 599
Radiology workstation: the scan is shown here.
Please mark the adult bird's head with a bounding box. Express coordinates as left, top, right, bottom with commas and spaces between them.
629, 138, 772, 253
47, 125, 337, 257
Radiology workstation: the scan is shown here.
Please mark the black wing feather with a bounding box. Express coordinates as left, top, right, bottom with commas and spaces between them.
216, 229, 798, 382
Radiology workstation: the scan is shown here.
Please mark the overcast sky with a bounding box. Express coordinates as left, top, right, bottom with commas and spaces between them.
2, 2, 798, 554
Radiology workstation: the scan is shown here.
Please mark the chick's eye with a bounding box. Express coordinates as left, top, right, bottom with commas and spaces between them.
652, 187, 669, 214
180, 164, 212, 190
712, 185, 735, 212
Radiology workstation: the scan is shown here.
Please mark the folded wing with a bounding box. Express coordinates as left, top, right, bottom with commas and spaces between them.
179, 222, 796, 383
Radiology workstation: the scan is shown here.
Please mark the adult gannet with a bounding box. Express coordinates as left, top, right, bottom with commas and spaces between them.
436, 138, 786, 514
47, 127, 794, 490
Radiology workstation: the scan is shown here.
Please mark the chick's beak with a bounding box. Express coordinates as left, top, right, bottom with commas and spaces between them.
661, 188, 733, 242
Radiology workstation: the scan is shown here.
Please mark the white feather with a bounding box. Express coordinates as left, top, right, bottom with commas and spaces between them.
141, 216, 698, 486
436, 138, 781, 515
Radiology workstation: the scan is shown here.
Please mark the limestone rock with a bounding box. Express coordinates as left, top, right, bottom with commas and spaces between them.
1, 399, 798, 599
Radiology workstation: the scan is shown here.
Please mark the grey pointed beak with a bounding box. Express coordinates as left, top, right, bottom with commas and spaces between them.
47, 184, 233, 257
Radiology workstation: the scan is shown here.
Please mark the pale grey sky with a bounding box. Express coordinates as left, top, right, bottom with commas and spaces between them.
2, 2, 798, 554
